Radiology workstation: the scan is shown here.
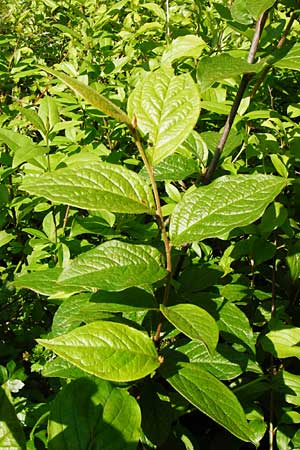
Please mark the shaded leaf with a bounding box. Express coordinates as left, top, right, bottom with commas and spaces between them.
0, 386, 26, 450
48, 377, 141, 450
162, 362, 256, 444
261, 327, 300, 358
273, 43, 300, 72
38, 321, 160, 382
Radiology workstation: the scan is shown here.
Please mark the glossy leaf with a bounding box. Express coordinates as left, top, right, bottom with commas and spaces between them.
140, 153, 198, 181
274, 370, 300, 407
12, 268, 81, 298
21, 160, 155, 214
48, 377, 141, 450
127, 67, 200, 165
160, 304, 218, 354
57, 240, 166, 291
41, 66, 132, 126
176, 341, 248, 380
38, 320, 160, 381
0, 386, 26, 450
170, 175, 286, 246
162, 362, 256, 443
42, 357, 87, 379
261, 327, 300, 358
197, 54, 263, 90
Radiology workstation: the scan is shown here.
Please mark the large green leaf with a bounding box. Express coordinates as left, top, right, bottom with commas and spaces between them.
41, 66, 132, 126
57, 240, 166, 291
20, 160, 155, 214
162, 362, 256, 444
0, 386, 26, 450
170, 175, 286, 246
48, 377, 141, 450
160, 304, 218, 354
273, 44, 300, 72
0, 128, 46, 167
197, 54, 263, 90
127, 67, 200, 165
261, 327, 300, 358
38, 321, 160, 382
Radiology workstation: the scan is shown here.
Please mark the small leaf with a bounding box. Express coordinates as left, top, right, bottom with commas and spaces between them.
21, 160, 155, 214
57, 240, 167, 291
128, 67, 200, 165
40, 66, 132, 126
48, 377, 141, 450
18, 105, 47, 135
38, 321, 160, 382
161, 35, 206, 65
170, 175, 286, 246
160, 304, 218, 354
197, 54, 263, 90
162, 362, 256, 443
0, 231, 14, 247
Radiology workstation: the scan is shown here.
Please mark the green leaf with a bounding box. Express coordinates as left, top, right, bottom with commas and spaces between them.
0, 386, 26, 450
140, 153, 198, 181
12, 268, 81, 298
40, 66, 132, 126
48, 377, 141, 450
202, 299, 255, 353
57, 240, 167, 291
197, 54, 263, 90
261, 327, 300, 358
162, 362, 256, 443
38, 96, 60, 131
176, 341, 248, 380
273, 43, 300, 72
42, 357, 88, 379
18, 105, 47, 135
0, 230, 14, 247
231, 0, 276, 23
21, 160, 155, 214
170, 175, 286, 246
160, 304, 218, 354
127, 67, 200, 165
52, 294, 116, 336
38, 321, 160, 382
287, 241, 300, 281
274, 370, 300, 406
161, 35, 206, 65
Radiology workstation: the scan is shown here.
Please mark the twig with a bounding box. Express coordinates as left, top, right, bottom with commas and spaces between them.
250, 11, 298, 99
129, 126, 172, 342
203, 10, 269, 184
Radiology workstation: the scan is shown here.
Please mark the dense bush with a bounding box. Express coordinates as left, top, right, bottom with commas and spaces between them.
1, 0, 300, 449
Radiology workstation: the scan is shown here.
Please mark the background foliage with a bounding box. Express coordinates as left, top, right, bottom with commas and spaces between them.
1, 0, 300, 449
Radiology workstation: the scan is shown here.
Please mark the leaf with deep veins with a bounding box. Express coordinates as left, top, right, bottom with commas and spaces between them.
170, 175, 287, 245
57, 240, 167, 291
21, 160, 155, 214
38, 321, 160, 382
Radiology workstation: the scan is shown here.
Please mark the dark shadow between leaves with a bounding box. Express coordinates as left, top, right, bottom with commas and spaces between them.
48, 377, 136, 450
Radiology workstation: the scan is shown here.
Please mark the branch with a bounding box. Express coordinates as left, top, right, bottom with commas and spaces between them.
250, 10, 298, 99
203, 10, 269, 184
